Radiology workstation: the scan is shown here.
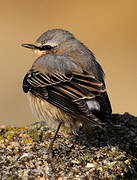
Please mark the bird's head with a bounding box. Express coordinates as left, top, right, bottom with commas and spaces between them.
21, 29, 75, 58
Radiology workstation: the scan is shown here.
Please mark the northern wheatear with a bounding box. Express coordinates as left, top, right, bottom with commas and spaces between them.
22, 29, 112, 151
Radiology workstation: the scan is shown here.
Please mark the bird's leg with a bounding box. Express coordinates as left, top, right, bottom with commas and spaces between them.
47, 121, 62, 153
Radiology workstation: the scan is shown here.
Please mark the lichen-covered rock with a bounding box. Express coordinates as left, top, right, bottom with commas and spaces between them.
0, 113, 137, 179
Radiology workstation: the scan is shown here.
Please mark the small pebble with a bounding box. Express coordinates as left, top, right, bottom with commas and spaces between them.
86, 163, 95, 168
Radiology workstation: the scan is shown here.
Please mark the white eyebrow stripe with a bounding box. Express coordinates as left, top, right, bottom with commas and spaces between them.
43, 41, 58, 47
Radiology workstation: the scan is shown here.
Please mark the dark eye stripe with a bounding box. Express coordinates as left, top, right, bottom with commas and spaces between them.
40, 45, 53, 51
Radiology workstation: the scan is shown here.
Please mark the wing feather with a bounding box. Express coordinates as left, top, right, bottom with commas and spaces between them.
23, 55, 111, 125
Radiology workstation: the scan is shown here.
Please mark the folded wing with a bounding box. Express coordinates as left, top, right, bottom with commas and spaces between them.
23, 54, 112, 125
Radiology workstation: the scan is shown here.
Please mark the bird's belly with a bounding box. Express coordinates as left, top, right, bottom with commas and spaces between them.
27, 92, 82, 131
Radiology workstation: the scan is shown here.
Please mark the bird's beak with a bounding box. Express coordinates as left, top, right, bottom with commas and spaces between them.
21, 43, 39, 50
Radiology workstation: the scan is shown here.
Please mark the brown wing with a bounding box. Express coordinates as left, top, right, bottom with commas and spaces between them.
23, 55, 111, 125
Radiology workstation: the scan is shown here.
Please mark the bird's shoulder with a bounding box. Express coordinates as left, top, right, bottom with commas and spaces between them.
32, 54, 83, 76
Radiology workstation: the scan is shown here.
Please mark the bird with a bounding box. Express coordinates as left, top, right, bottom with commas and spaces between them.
21, 29, 112, 151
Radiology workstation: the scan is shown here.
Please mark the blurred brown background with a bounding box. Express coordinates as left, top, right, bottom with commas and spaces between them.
0, 0, 137, 126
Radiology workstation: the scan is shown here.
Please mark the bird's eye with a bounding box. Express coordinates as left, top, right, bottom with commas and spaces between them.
40, 45, 53, 51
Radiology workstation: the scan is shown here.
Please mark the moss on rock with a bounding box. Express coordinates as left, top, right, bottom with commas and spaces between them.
0, 113, 137, 179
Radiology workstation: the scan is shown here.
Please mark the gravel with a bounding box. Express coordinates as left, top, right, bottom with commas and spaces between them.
0, 112, 137, 179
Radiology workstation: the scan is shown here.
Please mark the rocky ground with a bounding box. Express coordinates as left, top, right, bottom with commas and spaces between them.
0, 113, 137, 180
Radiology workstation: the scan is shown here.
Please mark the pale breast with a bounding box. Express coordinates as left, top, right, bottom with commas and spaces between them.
27, 92, 82, 131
